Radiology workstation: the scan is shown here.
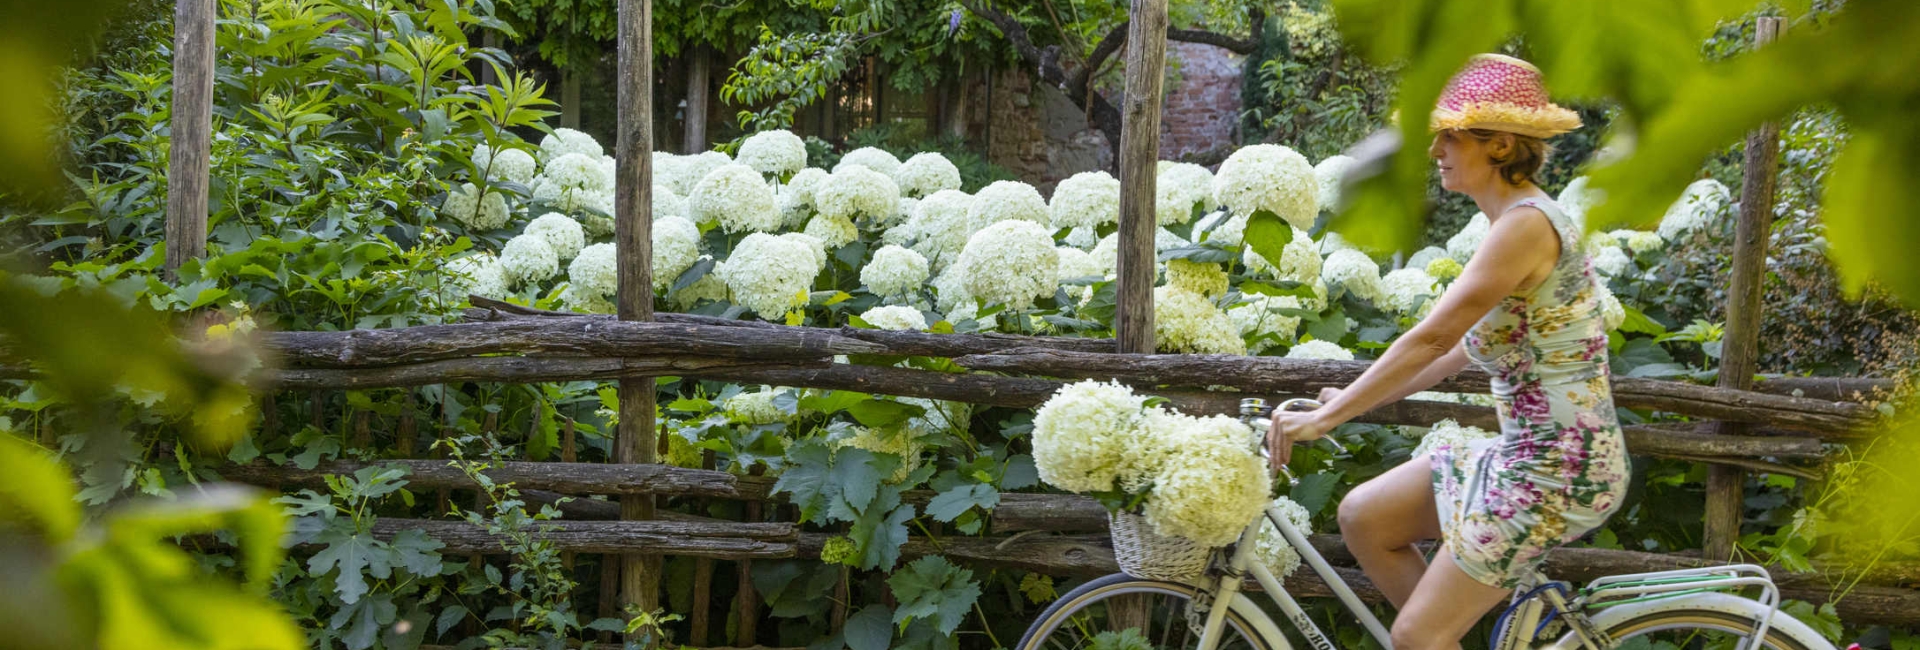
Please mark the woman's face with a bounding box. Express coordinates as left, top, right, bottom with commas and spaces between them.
1428, 130, 1499, 194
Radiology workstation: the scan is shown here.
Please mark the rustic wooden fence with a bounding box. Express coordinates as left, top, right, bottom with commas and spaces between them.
191, 295, 1920, 631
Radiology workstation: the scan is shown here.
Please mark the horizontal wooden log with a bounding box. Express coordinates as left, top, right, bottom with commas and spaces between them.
219, 460, 761, 499
269, 319, 883, 368
347, 518, 796, 558
698, 363, 1824, 463
464, 296, 1118, 356
953, 349, 1876, 438
1753, 376, 1900, 402
263, 355, 826, 389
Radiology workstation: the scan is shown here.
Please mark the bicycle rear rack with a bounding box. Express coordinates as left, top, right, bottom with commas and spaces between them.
1579, 564, 1780, 650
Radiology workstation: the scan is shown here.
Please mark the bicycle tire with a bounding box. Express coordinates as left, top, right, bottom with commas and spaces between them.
1015, 573, 1275, 650
1594, 607, 1823, 650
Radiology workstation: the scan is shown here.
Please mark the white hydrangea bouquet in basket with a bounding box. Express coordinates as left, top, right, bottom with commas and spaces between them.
1032, 380, 1313, 582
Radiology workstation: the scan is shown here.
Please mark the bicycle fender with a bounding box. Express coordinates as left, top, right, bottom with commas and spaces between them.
1540, 593, 1836, 650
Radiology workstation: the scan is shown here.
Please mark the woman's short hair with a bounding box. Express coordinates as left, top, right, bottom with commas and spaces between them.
1460, 128, 1552, 186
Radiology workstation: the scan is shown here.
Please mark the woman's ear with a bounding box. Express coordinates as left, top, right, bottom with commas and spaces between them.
1487, 133, 1515, 159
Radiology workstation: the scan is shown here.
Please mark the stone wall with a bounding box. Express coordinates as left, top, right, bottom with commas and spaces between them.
966, 43, 1242, 190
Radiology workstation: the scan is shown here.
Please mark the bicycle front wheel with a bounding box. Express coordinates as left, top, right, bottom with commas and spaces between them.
1595, 607, 1825, 650
1016, 573, 1275, 650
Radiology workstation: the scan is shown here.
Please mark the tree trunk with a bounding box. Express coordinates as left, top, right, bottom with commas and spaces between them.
683, 45, 709, 154
165, 0, 216, 277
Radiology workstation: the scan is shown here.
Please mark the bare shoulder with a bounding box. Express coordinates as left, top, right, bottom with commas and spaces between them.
1484, 203, 1560, 252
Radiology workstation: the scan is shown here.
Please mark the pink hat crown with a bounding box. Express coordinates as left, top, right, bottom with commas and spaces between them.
1429, 54, 1580, 138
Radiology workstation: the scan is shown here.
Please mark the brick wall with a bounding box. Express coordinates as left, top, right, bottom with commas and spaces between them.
1159, 42, 1244, 162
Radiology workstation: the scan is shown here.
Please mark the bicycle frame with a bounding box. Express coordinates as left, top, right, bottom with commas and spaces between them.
1192, 504, 1394, 650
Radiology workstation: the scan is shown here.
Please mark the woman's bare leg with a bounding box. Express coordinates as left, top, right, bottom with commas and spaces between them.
1337, 454, 1444, 608
1388, 545, 1512, 650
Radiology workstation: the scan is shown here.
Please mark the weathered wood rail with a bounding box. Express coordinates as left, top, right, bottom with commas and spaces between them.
336, 519, 797, 558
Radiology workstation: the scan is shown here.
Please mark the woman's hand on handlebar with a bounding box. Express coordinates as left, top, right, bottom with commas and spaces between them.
1317, 387, 1343, 404
1266, 409, 1331, 471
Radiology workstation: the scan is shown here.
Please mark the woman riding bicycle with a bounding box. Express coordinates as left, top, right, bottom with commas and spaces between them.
1267, 54, 1630, 650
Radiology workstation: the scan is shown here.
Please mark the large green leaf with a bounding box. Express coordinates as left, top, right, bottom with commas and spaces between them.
887, 556, 982, 636
1242, 210, 1295, 269
924, 483, 998, 522
0, 435, 80, 543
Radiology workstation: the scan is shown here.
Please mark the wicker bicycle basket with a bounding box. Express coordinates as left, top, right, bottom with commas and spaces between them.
1109, 512, 1211, 582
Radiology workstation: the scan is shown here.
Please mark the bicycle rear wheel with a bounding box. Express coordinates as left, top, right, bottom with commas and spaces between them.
1016, 573, 1274, 650
1594, 607, 1825, 650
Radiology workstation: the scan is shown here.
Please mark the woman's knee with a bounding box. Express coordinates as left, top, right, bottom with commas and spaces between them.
1337, 484, 1377, 535
1389, 620, 1440, 650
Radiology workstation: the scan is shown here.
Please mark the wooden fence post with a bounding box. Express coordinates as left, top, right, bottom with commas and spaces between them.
1114, 0, 1169, 355
683, 45, 709, 154
615, 0, 661, 645
1706, 15, 1785, 562
166, 0, 216, 278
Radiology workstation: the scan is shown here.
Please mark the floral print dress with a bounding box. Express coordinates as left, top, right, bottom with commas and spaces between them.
1430, 197, 1631, 589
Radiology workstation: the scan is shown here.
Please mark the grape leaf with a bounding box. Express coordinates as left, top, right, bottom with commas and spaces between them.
925, 483, 999, 522
844, 605, 894, 650
887, 556, 982, 636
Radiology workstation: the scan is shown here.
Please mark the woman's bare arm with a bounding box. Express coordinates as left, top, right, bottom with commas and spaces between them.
1278, 207, 1559, 448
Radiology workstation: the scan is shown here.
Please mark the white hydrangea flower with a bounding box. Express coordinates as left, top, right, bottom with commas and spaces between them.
1313, 154, 1356, 212
1156, 227, 1192, 252
1380, 267, 1439, 313
816, 165, 900, 222
909, 189, 976, 271
861, 305, 928, 331
534, 152, 615, 215
715, 232, 823, 319
834, 147, 901, 175
524, 212, 586, 260
567, 243, 618, 301
1212, 144, 1319, 230
445, 254, 509, 301
737, 129, 807, 176
1658, 178, 1729, 241
1140, 412, 1270, 545
682, 151, 733, 191
1426, 256, 1464, 282
1622, 230, 1664, 255
1446, 212, 1491, 262
500, 234, 560, 286
1255, 496, 1313, 578
1591, 246, 1632, 277
958, 220, 1058, 310
1202, 212, 1248, 247
778, 167, 831, 221
1156, 162, 1215, 225
725, 387, 794, 425
686, 163, 780, 234
653, 184, 690, 220
654, 152, 692, 196
1228, 294, 1304, 353
779, 232, 829, 271
538, 128, 603, 163
1286, 339, 1353, 361
1243, 227, 1321, 284
1055, 246, 1105, 282
896, 197, 919, 224
474, 144, 538, 185
861, 245, 930, 298
1031, 380, 1153, 493
1049, 171, 1120, 230
1155, 286, 1246, 354
1323, 249, 1384, 304
881, 216, 920, 248
967, 180, 1050, 230
802, 214, 858, 248
1089, 228, 1191, 271
1596, 281, 1626, 331
944, 298, 997, 331
1558, 175, 1601, 230
1050, 228, 1091, 251
441, 183, 512, 230
1407, 246, 1449, 271
1412, 419, 1498, 458
1318, 230, 1361, 256
893, 152, 962, 198
1165, 259, 1229, 298
932, 264, 973, 313
653, 216, 702, 291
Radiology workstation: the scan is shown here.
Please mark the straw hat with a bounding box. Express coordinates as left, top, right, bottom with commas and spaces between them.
1429, 54, 1581, 138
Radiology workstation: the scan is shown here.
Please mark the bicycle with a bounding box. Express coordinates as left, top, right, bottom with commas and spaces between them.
1015, 398, 1836, 650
